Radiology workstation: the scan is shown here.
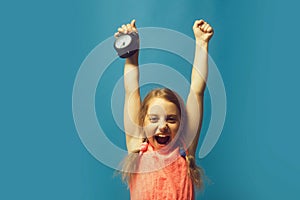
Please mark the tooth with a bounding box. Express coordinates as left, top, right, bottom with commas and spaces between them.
158, 134, 167, 137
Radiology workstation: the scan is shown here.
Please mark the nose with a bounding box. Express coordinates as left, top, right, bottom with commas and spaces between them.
159, 122, 169, 133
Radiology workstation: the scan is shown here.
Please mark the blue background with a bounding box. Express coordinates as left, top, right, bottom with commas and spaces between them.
1, 0, 299, 199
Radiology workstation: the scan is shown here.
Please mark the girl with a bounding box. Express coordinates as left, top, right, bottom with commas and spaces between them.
115, 19, 214, 200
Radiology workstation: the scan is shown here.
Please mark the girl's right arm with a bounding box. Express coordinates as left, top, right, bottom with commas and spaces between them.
186, 20, 213, 157
115, 20, 143, 152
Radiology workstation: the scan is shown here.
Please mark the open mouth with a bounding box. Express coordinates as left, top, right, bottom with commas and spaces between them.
154, 135, 171, 145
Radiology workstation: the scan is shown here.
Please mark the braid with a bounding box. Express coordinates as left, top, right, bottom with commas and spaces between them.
185, 155, 204, 189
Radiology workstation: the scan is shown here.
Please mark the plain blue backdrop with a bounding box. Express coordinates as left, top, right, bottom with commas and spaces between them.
1, 0, 299, 199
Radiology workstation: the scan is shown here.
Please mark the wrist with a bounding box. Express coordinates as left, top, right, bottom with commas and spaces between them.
125, 51, 139, 65
195, 40, 208, 48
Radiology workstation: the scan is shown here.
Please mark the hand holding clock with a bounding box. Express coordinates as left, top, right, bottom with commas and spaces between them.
114, 20, 139, 58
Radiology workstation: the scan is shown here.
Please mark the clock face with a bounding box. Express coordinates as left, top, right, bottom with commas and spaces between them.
115, 34, 132, 49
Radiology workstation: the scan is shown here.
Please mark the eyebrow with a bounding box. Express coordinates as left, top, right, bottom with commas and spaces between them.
147, 114, 178, 117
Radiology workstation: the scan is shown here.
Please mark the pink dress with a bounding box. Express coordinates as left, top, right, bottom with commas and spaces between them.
129, 144, 194, 200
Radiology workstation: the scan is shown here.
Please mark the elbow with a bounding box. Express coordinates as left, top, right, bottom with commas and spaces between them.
190, 84, 206, 96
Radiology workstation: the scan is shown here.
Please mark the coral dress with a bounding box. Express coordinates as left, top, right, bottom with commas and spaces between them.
129, 144, 194, 200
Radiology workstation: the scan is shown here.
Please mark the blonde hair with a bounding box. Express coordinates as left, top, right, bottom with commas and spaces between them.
120, 88, 204, 189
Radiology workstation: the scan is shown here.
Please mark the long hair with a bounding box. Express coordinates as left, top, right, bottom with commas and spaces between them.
120, 88, 204, 189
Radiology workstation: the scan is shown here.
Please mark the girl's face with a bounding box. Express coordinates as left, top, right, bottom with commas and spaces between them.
143, 98, 181, 151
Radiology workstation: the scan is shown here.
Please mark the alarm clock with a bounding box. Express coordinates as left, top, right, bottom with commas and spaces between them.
114, 32, 139, 58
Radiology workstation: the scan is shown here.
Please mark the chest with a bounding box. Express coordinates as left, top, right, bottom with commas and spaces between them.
130, 155, 194, 200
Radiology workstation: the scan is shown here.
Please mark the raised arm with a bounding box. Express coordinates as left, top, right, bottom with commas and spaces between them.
115, 20, 143, 152
186, 20, 214, 156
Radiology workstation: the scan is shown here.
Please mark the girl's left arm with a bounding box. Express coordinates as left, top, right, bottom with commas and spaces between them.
186, 20, 213, 157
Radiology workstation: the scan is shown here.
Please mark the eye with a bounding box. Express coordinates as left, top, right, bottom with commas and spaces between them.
167, 116, 178, 123
148, 115, 159, 123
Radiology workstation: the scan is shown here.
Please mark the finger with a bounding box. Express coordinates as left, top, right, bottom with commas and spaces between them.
118, 27, 125, 34
207, 26, 213, 33
199, 22, 207, 31
131, 19, 136, 28
193, 19, 204, 29
121, 24, 128, 34
204, 24, 212, 32
203, 23, 210, 32
197, 19, 205, 26
126, 23, 133, 32
193, 20, 203, 29
131, 19, 138, 33
114, 32, 120, 38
